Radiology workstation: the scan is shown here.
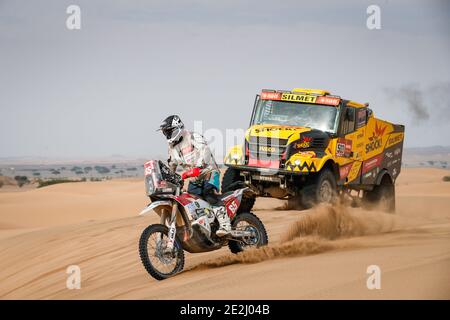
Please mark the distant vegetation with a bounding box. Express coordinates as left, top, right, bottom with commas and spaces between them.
14, 175, 29, 187
84, 166, 93, 173
94, 166, 110, 174
37, 178, 84, 188
443, 176, 450, 182
0, 181, 3, 188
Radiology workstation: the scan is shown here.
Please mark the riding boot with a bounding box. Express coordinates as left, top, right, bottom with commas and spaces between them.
213, 206, 231, 237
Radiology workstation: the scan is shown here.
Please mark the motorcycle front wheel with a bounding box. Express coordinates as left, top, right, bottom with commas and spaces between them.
139, 224, 185, 281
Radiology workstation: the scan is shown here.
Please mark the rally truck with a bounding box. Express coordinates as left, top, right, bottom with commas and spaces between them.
222, 88, 405, 212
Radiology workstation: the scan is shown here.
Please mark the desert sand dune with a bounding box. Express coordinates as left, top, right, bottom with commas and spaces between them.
0, 168, 449, 299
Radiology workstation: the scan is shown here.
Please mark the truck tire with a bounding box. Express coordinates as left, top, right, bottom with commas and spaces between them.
363, 175, 395, 213
221, 167, 256, 213
301, 169, 338, 208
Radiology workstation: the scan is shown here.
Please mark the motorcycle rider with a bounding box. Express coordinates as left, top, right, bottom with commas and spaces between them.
158, 115, 231, 237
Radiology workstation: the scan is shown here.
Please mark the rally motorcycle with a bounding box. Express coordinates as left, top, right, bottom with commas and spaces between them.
138, 160, 268, 280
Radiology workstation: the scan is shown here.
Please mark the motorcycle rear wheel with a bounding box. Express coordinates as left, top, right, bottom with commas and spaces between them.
139, 224, 185, 281
228, 212, 268, 254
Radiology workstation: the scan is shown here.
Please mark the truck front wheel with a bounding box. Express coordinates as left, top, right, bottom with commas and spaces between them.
301, 169, 338, 208
221, 167, 256, 213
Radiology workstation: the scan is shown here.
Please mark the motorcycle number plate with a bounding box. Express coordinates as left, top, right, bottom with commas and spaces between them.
226, 199, 239, 218
144, 161, 155, 176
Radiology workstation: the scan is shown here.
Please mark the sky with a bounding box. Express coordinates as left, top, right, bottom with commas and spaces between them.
0, 0, 449, 160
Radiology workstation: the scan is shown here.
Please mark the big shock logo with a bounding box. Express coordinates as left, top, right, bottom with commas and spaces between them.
296, 136, 313, 149
365, 123, 386, 153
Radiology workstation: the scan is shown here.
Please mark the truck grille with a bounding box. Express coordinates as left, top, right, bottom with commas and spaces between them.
248, 136, 288, 161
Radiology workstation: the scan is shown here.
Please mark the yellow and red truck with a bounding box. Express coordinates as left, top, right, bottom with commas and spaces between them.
222, 88, 405, 212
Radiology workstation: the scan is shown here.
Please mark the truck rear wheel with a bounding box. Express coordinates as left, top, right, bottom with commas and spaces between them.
301, 169, 338, 208
221, 167, 256, 212
363, 175, 395, 213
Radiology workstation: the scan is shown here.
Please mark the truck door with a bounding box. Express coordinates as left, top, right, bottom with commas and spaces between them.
336, 105, 367, 185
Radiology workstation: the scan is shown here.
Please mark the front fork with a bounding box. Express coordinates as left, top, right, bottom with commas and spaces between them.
165, 203, 178, 251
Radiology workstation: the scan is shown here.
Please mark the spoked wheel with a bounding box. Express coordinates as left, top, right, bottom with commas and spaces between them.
228, 212, 268, 254
139, 224, 185, 281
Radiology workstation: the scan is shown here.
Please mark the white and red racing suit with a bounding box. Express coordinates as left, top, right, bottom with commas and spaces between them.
167, 129, 230, 236
167, 129, 220, 192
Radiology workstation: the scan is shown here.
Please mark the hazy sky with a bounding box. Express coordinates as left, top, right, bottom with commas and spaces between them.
1, 0, 449, 159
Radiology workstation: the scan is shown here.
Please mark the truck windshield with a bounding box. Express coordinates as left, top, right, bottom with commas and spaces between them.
253, 99, 339, 133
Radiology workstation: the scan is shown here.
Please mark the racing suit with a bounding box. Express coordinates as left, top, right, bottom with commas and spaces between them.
167, 129, 231, 236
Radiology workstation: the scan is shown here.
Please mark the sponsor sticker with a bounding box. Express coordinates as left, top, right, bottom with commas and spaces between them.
362, 154, 383, 174
386, 133, 404, 148
297, 151, 316, 158
316, 96, 340, 106
259, 145, 276, 152
336, 138, 352, 157
366, 123, 387, 153
281, 93, 317, 103
296, 136, 313, 149
336, 143, 346, 157
261, 91, 282, 100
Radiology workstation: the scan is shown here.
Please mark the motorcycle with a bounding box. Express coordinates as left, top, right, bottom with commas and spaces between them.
138, 160, 268, 280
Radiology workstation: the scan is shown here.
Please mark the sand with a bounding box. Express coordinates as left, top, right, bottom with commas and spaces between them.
0, 168, 449, 299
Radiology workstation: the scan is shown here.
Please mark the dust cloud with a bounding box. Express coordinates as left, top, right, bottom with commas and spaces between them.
191, 204, 400, 270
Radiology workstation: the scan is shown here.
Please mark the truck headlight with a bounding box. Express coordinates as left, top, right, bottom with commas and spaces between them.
294, 159, 301, 166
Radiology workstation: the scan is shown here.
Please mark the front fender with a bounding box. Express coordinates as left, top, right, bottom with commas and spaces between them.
139, 200, 173, 216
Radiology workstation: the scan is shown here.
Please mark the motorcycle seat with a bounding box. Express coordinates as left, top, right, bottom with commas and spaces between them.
218, 191, 235, 201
